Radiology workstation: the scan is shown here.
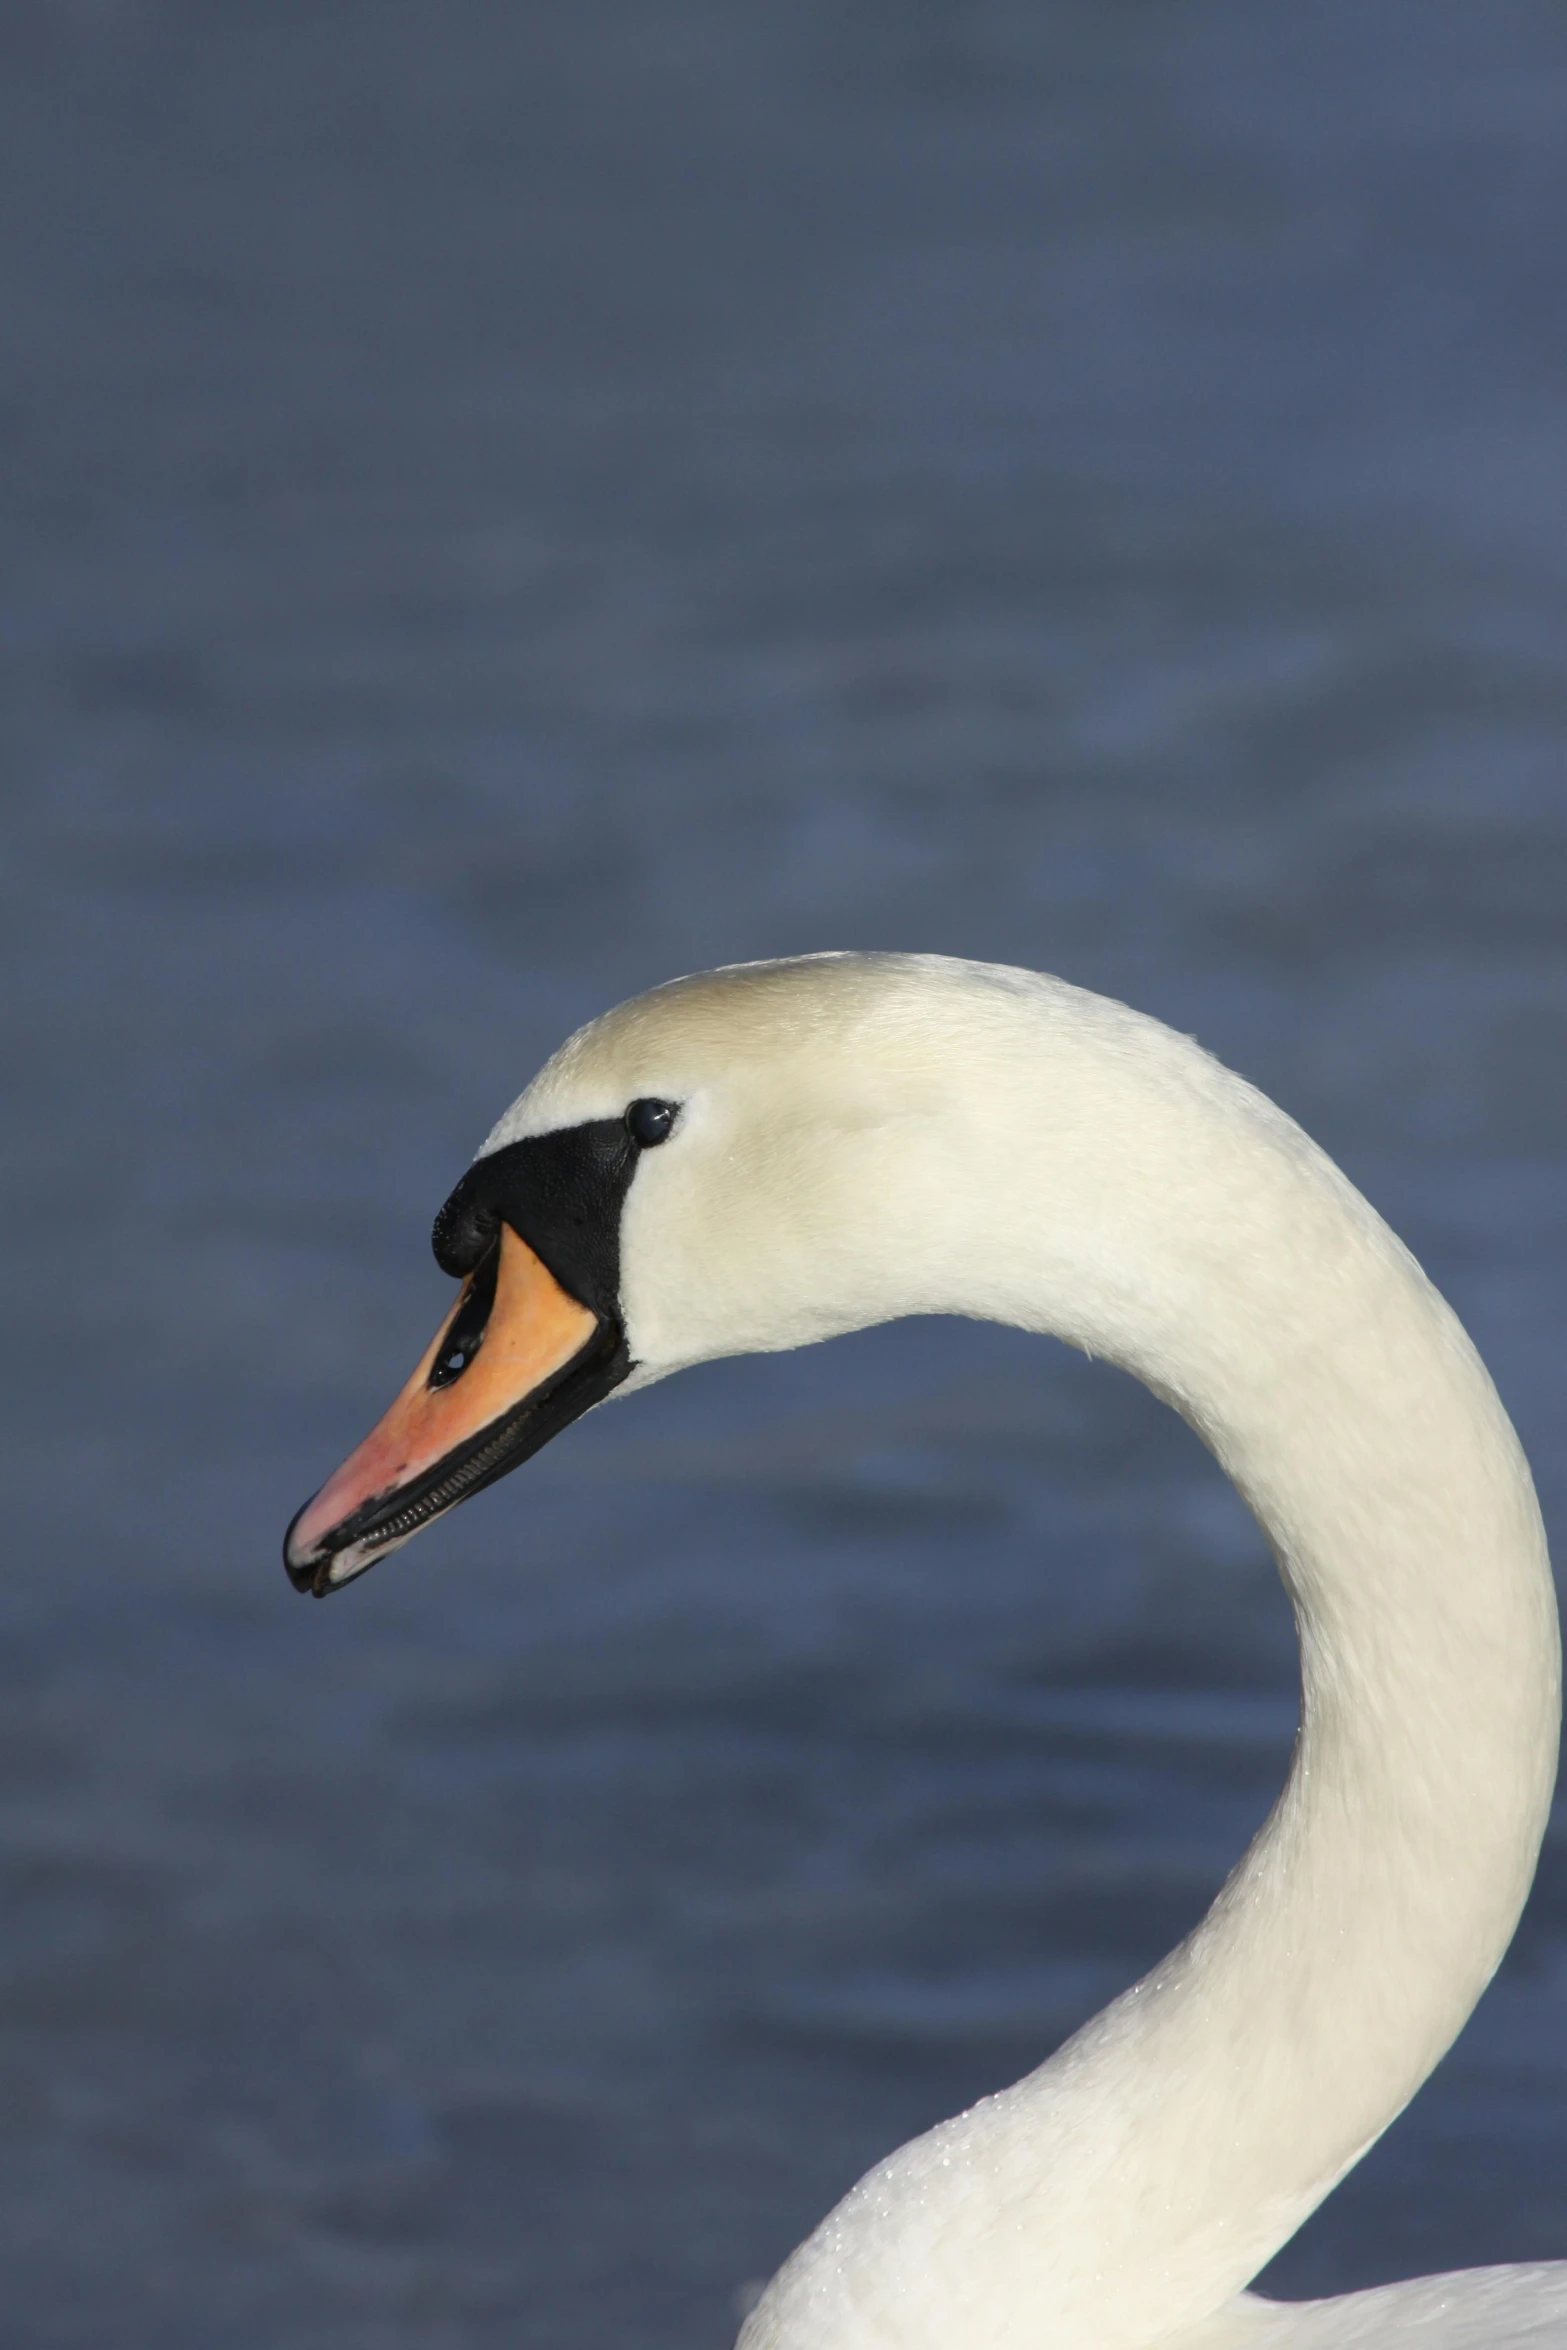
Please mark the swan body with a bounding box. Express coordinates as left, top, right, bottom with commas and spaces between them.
285, 953, 1565, 2347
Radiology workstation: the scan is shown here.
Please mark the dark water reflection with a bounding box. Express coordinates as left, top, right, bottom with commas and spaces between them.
3, 3, 1567, 2343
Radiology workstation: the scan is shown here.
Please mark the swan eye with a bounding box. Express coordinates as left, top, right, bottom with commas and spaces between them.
428, 1241, 500, 1388
625, 1097, 678, 1148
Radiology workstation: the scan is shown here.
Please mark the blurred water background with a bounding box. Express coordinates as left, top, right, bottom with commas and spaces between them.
3, 3, 1567, 2344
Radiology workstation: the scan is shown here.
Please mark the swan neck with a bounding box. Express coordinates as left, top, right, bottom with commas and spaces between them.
741, 976, 1559, 2350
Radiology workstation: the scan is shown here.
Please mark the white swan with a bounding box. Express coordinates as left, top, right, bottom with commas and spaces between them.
284, 952, 1567, 2348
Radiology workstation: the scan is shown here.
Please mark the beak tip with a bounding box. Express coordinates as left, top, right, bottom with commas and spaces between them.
282, 1544, 357, 1598
283, 1550, 325, 1596
283, 1501, 336, 1597
283, 1505, 392, 1597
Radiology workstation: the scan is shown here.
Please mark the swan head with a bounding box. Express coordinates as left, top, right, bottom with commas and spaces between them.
284, 953, 1003, 1595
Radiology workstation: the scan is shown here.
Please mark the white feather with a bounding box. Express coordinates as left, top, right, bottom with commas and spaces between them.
482, 953, 1564, 2349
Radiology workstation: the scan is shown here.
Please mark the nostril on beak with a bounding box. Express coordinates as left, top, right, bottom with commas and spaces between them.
428, 1241, 501, 1389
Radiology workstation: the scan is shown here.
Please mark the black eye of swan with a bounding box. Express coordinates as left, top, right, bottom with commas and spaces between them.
428, 1241, 500, 1388
625, 1097, 679, 1147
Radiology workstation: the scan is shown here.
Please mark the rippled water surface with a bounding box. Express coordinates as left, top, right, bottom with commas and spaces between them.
3, 4, 1567, 2344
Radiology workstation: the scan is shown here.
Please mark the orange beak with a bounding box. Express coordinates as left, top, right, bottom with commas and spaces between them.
284, 1226, 619, 1596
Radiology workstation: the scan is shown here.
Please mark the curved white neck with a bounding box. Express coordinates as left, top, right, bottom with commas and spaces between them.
731, 972, 1559, 2350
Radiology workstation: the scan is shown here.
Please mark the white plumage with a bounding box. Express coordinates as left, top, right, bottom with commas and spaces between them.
474, 951, 1566, 2346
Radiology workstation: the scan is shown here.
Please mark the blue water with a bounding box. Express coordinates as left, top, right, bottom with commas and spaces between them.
3, 3, 1567, 2343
